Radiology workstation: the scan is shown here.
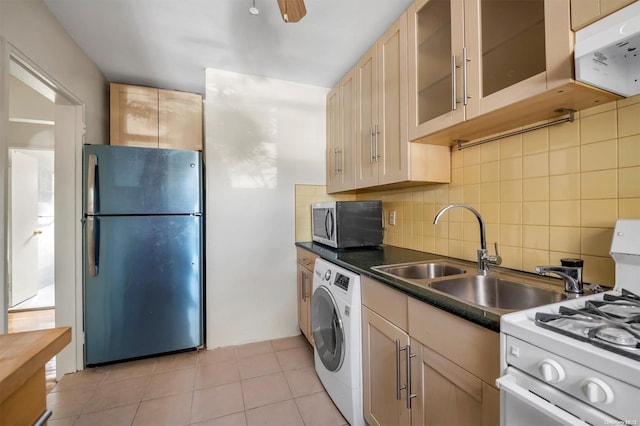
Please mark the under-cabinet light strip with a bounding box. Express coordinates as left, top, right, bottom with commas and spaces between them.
455, 109, 575, 151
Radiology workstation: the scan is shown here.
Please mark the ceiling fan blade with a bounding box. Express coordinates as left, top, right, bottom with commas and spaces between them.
277, 0, 306, 23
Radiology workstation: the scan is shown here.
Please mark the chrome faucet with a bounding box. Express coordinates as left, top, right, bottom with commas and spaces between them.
433, 204, 501, 275
536, 259, 584, 294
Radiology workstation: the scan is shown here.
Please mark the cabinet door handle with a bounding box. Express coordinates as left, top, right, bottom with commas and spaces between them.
452, 55, 458, 111
463, 47, 470, 105
302, 271, 309, 301
405, 345, 417, 409
374, 125, 380, 162
369, 127, 375, 163
396, 339, 403, 400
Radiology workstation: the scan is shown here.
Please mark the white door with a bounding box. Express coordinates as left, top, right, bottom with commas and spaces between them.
9, 150, 40, 307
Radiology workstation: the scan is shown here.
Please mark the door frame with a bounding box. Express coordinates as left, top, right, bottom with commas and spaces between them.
1, 39, 86, 376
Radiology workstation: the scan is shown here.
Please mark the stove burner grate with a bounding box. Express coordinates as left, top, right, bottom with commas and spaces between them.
535, 288, 640, 361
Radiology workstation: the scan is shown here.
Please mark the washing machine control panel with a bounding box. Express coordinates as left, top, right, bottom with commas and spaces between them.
334, 273, 350, 291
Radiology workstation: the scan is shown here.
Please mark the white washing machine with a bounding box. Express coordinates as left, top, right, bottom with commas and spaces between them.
311, 258, 365, 426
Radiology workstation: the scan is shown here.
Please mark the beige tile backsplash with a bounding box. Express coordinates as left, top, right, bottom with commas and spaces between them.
295, 95, 640, 287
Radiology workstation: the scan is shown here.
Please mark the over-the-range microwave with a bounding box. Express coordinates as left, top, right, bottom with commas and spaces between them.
311, 201, 383, 249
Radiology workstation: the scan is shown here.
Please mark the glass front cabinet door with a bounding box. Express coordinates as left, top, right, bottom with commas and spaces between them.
408, 0, 572, 141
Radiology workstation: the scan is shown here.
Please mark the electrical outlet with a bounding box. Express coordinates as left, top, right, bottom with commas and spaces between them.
389, 210, 396, 226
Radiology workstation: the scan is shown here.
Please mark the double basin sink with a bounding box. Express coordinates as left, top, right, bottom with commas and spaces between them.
372, 260, 565, 312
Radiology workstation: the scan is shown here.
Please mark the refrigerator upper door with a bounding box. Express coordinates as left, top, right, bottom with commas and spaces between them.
84, 215, 203, 365
83, 145, 202, 215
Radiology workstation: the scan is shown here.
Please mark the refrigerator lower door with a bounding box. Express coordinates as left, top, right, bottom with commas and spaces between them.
84, 215, 203, 365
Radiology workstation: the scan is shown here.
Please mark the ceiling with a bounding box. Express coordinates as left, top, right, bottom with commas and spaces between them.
43, 0, 414, 95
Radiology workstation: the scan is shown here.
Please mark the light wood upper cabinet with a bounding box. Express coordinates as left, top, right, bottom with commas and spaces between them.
158, 89, 203, 151
110, 84, 159, 148
110, 83, 203, 150
327, 70, 357, 194
355, 41, 380, 189
570, 0, 636, 30
408, 0, 620, 145
355, 12, 450, 190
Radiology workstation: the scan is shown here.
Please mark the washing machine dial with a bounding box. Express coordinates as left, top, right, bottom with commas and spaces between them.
324, 270, 332, 281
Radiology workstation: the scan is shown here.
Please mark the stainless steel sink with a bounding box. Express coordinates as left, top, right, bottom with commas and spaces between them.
373, 261, 466, 280
429, 275, 566, 310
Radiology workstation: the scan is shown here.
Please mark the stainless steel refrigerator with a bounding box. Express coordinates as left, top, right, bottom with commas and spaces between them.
82, 144, 203, 366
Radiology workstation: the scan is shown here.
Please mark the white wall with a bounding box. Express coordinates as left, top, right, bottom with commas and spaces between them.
0, 0, 108, 374
205, 68, 328, 348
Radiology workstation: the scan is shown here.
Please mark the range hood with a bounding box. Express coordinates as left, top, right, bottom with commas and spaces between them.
575, 1, 640, 97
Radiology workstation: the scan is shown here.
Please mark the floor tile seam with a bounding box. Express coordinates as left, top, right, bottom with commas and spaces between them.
244, 397, 303, 422
239, 371, 294, 411
188, 412, 247, 426
48, 382, 101, 394
149, 365, 199, 380
237, 341, 276, 359
239, 364, 285, 381
290, 393, 309, 426
141, 386, 196, 403
196, 349, 240, 365
76, 401, 141, 423
47, 384, 100, 414
152, 363, 199, 375
102, 371, 155, 384
237, 350, 277, 362
79, 399, 142, 416
152, 388, 195, 426
272, 341, 308, 353
192, 403, 246, 425
194, 376, 242, 392
79, 381, 150, 416
128, 400, 144, 426
279, 362, 315, 373
189, 387, 247, 425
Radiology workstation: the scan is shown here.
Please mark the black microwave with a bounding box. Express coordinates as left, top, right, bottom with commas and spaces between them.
311, 201, 383, 248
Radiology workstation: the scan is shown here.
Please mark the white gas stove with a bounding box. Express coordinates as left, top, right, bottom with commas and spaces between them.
498, 219, 640, 425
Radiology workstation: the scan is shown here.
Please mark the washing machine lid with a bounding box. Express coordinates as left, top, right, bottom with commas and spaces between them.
311, 285, 345, 372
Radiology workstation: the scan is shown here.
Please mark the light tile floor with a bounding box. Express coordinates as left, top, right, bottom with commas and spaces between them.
47, 335, 348, 426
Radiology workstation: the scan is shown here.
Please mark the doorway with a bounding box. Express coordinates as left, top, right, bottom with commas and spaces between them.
3, 50, 84, 381
8, 148, 55, 312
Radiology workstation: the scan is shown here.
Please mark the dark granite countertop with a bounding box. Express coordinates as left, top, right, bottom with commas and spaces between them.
296, 242, 564, 332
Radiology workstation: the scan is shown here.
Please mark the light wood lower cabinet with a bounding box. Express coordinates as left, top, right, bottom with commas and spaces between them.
362, 275, 500, 426
411, 342, 500, 426
296, 248, 317, 346
362, 307, 412, 426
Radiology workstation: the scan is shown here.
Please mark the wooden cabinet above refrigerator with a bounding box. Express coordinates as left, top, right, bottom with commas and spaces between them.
110, 82, 203, 150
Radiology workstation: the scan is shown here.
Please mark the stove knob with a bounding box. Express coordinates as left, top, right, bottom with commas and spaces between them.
537, 359, 565, 383
581, 378, 614, 404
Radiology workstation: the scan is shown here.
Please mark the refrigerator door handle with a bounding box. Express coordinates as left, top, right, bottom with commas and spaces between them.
87, 217, 98, 277
86, 154, 98, 215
